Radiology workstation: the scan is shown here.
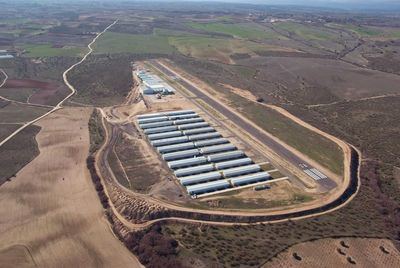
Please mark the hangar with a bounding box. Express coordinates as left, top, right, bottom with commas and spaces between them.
137, 109, 270, 197
136, 70, 175, 95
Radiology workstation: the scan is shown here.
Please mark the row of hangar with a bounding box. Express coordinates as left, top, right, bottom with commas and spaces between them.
137, 109, 271, 197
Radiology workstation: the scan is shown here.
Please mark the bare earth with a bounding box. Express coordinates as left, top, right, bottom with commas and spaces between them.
0, 107, 140, 267
265, 238, 400, 268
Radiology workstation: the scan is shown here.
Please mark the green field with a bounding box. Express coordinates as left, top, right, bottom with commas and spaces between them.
20, 44, 86, 57
169, 35, 287, 62
327, 23, 400, 39
93, 27, 292, 62
274, 22, 336, 41
187, 22, 284, 40
93, 31, 175, 54
344, 24, 382, 36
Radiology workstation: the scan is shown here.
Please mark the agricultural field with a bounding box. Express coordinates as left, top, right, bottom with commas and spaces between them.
0, 125, 40, 185
186, 22, 285, 40
0, 87, 37, 103
330, 23, 400, 39
169, 34, 296, 64
271, 21, 356, 53
0, 108, 139, 267
19, 44, 86, 57
93, 27, 299, 64
93, 31, 175, 55
274, 22, 337, 41
2, 78, 71, 106
0, 102, 50, 124
0, 124, 21, 142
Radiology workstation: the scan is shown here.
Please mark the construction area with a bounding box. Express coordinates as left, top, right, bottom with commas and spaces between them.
137, 109, 275, 198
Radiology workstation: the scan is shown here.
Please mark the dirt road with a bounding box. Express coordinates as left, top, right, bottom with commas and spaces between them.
0, 20, 118, 148
0, 107, 141, 267
96, 100, 361, 228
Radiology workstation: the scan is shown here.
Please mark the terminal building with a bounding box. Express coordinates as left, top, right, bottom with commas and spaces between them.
137, 109, 270, 197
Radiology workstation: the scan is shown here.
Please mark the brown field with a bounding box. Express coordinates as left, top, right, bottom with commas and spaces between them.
265, 238, 400, 267
112, 131, 170, 193
3, 79, 69, 106
0, 107, 140, 267
237, 56, 400, 102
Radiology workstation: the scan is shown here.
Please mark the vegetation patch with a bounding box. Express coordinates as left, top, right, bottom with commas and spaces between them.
0, 125, 41, 185
88, 109, 105, 154
0, 124, 21, 141
68, 54, 134, 106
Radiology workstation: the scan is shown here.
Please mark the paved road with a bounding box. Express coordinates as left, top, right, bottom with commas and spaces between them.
150, 61, 337, 190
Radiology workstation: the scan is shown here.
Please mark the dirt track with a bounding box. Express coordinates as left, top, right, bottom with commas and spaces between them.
0, 20, 118, 148
0, 107, 141, 267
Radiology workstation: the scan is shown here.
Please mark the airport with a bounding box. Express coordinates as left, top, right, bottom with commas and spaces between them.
137, 109, 272, 197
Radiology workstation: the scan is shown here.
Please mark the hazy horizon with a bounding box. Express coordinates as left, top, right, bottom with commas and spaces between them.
19, 0, 400, 11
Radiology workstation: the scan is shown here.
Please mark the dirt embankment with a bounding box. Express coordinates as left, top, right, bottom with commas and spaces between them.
0, 107, 139, 267
100, 146, 359, 225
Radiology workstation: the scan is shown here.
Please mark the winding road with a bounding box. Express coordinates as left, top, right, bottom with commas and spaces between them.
0, 19, 118, 147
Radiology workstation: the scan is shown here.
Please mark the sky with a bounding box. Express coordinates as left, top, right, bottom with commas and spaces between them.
173, 0, 400, 10
24, 0, 400, 11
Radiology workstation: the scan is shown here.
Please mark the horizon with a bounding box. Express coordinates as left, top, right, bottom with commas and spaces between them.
10, 0, 400, 11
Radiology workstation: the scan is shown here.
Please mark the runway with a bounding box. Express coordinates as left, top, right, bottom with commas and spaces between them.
150, 60, 337, 190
